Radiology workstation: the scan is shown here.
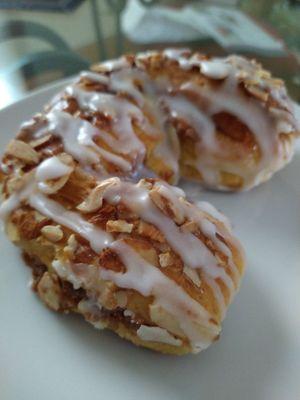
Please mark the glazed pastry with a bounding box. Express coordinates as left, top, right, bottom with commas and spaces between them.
2, 47, 298, 354
2, 48, 298, 191
0, 157, 245, 354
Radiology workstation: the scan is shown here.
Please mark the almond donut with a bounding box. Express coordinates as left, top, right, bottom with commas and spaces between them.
1, 48, 298, 354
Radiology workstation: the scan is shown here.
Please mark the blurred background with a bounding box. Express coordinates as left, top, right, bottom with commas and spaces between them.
0, 0, 299, 109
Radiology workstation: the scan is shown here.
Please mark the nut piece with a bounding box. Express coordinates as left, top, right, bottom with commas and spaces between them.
137, 325, 182, 347
6, 176, 24, 194
245, 84, 268, 102
149, 303, 184, 337
138, 221, 164, 243
137, 179, 153, 190
180, 221, 198, 233
149, 185, 185, 225
106, 219, 133, 233
159, 252, 173, 268
6, 139, 39, 164
41, 225, 64, 242
37, 153, 74, 194
77, 178, 120, 213
183, 265, 201, 287
37, 272, 61, 311
115, 291, 128, 308
29, 134, 52, 148
64, 234, 78, 258
97, 280, 116, 310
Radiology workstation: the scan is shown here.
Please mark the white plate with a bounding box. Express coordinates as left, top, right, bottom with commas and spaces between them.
0, 81, 299, 400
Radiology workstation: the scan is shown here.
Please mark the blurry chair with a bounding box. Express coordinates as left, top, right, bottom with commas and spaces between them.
0, 19, 89, 83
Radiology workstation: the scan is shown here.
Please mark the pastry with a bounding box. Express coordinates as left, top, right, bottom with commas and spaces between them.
0, 161, 245, 354
41, 48, 299, 190
2, 49, 298, 191
3, 47, 297, 354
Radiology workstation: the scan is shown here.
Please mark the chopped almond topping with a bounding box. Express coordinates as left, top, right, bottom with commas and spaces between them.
159, 252, 173, 268
106, 219, 133, 233
99, 248, 125, 273
245, 84, 268, 102
6, 176, 24, 194
183, 265, 201, 287
149, 186, 185, 224
97, 280, 117, 310
237, 71, 248, 80
29, 134, 52, 148
137, 221, 164, 243
64, 234, 78, 258
37, 272, 61, 311
116, 203, 138, 221
41, 174, 71, 194
180, 220, 198, 233
149, 303, 184, 337
39, 153, 74, 194
11, 208, 49, 240
6, 139, 39, 164
77, 178, 120, 213
115, 291, 128, 308
257, 69, 271, 79
58, 152, 74, 166
41, 225, 64, 242
137, 179, 153, 190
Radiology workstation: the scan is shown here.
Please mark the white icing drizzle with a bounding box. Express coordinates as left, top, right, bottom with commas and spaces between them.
162, 95, 215, 150
80, 70, 145, 106
52, 259, 82, 290
77, 69, 179, 179
163, 49, 232, 79
163, 48, 191, 69
101, 179, 239, 309
0, 181, 34, 221
77, 123, 132, 172
147, 99, 180, 181
103, 241, 218, 352
46, 109, 134, 172
35, 156, 72, 182
35, 156, 73, 193
65, 86, 146, 159
99, 57, 130, 72
80, 71, 109, 85
184, 79, 276, 156
205, 276, 226, 318
47, 110, 99, 165
30, 192, 112, 252
196, 201, 231, 230
103, 180, 219, 270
